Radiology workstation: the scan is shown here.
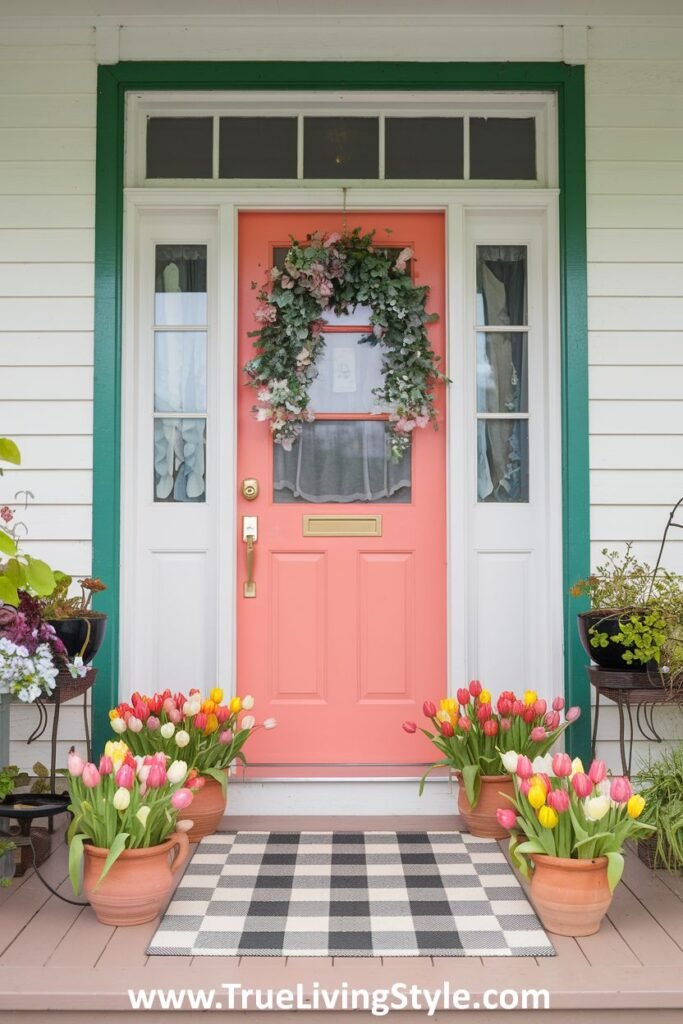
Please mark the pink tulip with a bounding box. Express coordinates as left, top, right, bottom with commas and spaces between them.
537, 772, 552, 792
519, 778, 532, 795
534, 699, 547, 717
516, 755, 533, 780
168, 708, 182, 724
530, 726, 547, 742
496, 807, 517, 830
458, 715, 471, 732
572, 772, 593, 798
610, 776, 632, 804
402, 721, 417, 734
500, 717, 512, 732
546, 789, 570, 813
147, 715, 160, 732
194, 712, 208, 731
469, 680, 482, 698
147, 763, 167, 788
115, 763, 135, 789
476, 703, 492, 722
98, 755, 113, 775
423, 700, 437, 718
552, 696, 565, 712
565, 705, 581, 722
544, 710, 561, 730
441, 721, 454, 738
82, 763, 100, 788
457, 688, 470, 706
127, 715, 143, 734
171, 788, 194, 810
511, 700, 525, 717
219, 730, 233, 744
588, 759, 607, 784
163, 697, 176, 715
483, 719, 498, 737
552, 752, 573, 778
216, 705, 231, 724
67, 751, 85, 777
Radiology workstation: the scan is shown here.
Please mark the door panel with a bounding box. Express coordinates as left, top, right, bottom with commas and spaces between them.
237, 212, 446, 773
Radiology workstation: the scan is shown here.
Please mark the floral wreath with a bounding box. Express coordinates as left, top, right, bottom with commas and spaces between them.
244, 228, 447, 461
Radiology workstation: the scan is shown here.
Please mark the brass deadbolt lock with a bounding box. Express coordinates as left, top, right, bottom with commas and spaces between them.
241, 478, 259, 501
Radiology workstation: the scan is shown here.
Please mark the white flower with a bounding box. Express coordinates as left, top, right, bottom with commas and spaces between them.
584, 794, 610, 822
501, 751, 519, 773
241, 695, 255, 710
113, 787, 130, 811
111, 717, 127, 735
263, 717, 277, 730
241, 715, 255, 730
571, 757, 584, 777
136, 806, 150, 828
67, 656, 89, 679
175, 730, 190, 748
160, 722, 175, 739
137, 764, 150, 784
532, 754, 554, 776
167, 760, 188, 785
127, 715, 143, 733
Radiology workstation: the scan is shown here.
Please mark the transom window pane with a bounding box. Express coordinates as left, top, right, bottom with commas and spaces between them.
469, 117, 536, 180
155, 245, 207, 326
303, 117, 379, 179
219, 117, 297, 178
146, 117, 213, 179
274, 421, 411, 504
385, 117, 464, 179
477, 333, 528, 414
476, 245, 527, 326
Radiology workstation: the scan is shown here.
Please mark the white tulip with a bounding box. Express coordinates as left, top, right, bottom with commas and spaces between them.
175, 729, 190, 748
241, 715, 255, 730
571, 757, 585, 777
160, 722, 175, 739
127, 715, 143, 733
263, 717, 277, 730
167, 760, 188, 785
175, 818, 194, 833
111, 717, 127, 735
584, 794, 610, 822
241, 695, 255, 710
501, 751, 519, 773
136, 806, 150, 828
112, 787, 130, 811
137, 764, 150, 784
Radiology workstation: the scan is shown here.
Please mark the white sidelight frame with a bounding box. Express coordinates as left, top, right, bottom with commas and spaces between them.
121, 188, 563, 774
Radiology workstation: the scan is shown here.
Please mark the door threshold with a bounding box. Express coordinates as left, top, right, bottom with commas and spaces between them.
227, 777, 457, 816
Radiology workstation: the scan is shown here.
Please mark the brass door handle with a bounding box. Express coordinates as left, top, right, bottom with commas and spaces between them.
243, 516, 257, 598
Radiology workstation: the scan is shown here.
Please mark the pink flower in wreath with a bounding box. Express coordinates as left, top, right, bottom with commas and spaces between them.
254, 407, 273, 422
324, 232, 341, 248
0, 505, 13, 523
395, 247, 413, 273
254, 302, 277, 324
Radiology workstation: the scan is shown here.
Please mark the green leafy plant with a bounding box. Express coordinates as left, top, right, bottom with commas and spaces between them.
636, 746, 683, 872
0, 439, 56, 606
39, 573, 107, 620
0, 762, 50, 799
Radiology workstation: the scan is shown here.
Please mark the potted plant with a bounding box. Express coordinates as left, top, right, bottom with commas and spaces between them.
108, 688, 276, 842
402, 682, 581, 838
496, 754, 654, 936
39, 573, 108, 668
635, 745, 683, 872
571, 544, 683, 688
0, 592, 74, 703
66, 743, 195, 926
0, 765, 18, 886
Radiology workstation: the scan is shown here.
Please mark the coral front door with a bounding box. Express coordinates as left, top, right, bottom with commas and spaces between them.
237, 212, 446, 773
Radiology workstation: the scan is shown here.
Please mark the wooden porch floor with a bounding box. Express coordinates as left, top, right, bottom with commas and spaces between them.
1, 815, 682, 1022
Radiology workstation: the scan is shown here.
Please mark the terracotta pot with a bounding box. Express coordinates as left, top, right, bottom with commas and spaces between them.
530, 853, 612, 936
457, 773, 515, 839
186, 772, 228, 843
82, 831, 189, 926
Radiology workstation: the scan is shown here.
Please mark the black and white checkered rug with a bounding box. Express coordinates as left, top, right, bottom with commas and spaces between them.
147, 831, 555, 957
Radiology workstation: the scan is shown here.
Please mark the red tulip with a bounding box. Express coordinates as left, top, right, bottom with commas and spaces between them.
497, 697, 512, 716
476, 703, 492, 722
500, 717, 512, 732
98, 755, 113, 775
496, 807, 517, 830
82, 763, 100, 788
609, 776, 632, 804
588, 759, 607, 784
530, 726, 547, 742
552, 752, 573, 777
216, 705, 231, 724
483, 719, 498, 737
546, 789, 570, 813
194, 712, 208, 731
423, 700, 437, 718
115, 763, 135, 789
516, 755, 533, 779
457, 715, 471, 732
565, 705, 581, 722
522, 707, 536, 724
511, 700, 525, 717
456, 688, 470, 706
402, 720, 417, 734
571, 772, 593, 798
441, 721, 454, 738
534, 699, 547, 717
469, 679, 482, 698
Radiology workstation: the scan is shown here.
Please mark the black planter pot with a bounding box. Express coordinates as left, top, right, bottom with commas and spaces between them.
577, 609, 650, 672
48, 614, 107, 665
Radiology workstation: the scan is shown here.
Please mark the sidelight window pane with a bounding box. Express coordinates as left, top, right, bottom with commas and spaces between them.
477, 419, 529, 504
303, 117, 379, 179
155, 244, 207, 326
385, 117, 464, 179
154, 332, 207, 413
154, 417, 206, 503
219, 117, 297, 178
146, 117, 213, 179
469, 117, 536, 180
476, 245, 527, 326
477, 333, 528, 414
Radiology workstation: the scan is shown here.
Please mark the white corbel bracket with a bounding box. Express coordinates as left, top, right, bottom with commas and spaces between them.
562, 24, 588, 66
95, 23, 120, 66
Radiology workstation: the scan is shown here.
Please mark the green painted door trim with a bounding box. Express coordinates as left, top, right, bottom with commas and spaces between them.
93, 61, 590, 760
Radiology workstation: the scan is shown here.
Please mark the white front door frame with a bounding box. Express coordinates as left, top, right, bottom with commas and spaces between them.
121, 187, 562, 789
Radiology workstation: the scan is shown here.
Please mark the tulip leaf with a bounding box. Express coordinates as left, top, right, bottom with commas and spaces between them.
606, 850, 624, 892
574, 831, 613, 850
95, 832, 130, 890
68, 832, 86, 895
462, 764, 481, 808
418, 759, 450, 796
202, 766, 229, 796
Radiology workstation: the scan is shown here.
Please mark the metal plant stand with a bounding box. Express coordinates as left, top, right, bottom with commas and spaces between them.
27, 667, 96, 791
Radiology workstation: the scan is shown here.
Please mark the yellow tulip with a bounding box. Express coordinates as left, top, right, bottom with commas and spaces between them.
531, 774, 548, 793
108, 709, 119, 721
440, 698, 456, 714
627, 794, 645, 819
104, 739, 129, 771
528, 784, 547, 809
538, 805, 559, 829
202, 699, 217, 714
205, 713, 219, 736
210, 687, 224, 704
479, 689, 492, 704
436, 709, 451, 723
523, 689, 538, 706
230, 697, 241, 714
571, 757, 584, 777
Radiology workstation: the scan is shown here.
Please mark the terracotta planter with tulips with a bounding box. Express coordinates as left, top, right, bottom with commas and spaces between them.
109, 688, 276, 843
496, 753, 654, 936
403, 682, 581, 839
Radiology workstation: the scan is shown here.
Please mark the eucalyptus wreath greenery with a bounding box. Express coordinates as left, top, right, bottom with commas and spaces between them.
244, 228, 447, 461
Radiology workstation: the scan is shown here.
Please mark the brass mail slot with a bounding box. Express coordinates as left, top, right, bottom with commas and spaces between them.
303, 514, 383, 538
